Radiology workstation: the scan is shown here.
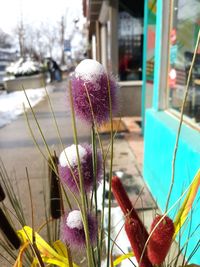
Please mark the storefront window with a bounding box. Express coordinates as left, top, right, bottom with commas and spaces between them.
168, 0, 200, 124
145, 0, 156, 109
118, 11, 143, 81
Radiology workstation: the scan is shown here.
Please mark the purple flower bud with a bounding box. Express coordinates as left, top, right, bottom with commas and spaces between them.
71, 59, 118, 125
58, 143, 102, 193
60, 210, 97, 249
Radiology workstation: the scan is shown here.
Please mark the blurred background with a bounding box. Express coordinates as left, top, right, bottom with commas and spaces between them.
0, 0, 87, 88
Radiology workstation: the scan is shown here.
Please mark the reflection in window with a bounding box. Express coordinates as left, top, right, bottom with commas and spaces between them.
168, 0, 200, 124
118, 11, 143, 81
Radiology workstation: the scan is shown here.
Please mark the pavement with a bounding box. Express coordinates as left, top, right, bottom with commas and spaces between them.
100, 116, 158, 233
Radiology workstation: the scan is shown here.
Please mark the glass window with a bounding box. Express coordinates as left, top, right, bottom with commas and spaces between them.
145, 0, 157, 109
118, 10, 143, 81
168, 0, 200, 124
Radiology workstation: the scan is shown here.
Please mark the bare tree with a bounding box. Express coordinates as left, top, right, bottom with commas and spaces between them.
34, 27, 47, 61
41, 23, 58, 59
59, 16, 65, 65
15, 18, 25, 57
24, 25, 44, 61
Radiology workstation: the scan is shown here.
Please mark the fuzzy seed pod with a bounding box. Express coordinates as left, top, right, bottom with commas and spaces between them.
147, 215, 175, 265
112, 176, 133, 214
49, 155, 62, 219
112, 176, 152, 267
112, 176, 149, 241
59, 143, 102, 193
0, 208, 21, 249
0, 182, 5, 202
60, 210, 97, 249
71, 59, 118, 125
125, 218, 152, 267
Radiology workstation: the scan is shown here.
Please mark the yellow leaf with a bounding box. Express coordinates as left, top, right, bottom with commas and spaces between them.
113, 252, 134, 266
42, 256, 80, 267
53, 240, 68, 258
174, 169, 200, 237
18, 226, 66, 261
53, 240, 79, 267
31, 258, 39, 267
13, 242, 29, 267
17, 226, 80, 267
41, 256, 69, 267
30, 256, 74, 267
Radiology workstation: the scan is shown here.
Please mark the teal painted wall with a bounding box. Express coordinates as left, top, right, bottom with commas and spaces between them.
144, 109, 200, 264
142, 0, 200, 262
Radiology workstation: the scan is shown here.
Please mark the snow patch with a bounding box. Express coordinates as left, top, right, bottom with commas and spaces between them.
6, 58, 41, 76
104, 207, 131, 256
75, 59, 105, 81
59, 144, 87, 168
66, 210, 83, 230
0, 88, 47, 128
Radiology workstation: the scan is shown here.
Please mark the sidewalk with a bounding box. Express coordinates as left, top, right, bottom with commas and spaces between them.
101, 116, 158, 230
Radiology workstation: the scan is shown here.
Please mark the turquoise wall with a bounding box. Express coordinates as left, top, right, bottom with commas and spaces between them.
142, 0, 200, 262
144, 109, 200, 264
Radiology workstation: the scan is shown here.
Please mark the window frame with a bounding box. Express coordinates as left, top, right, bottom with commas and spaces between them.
162, 0, 200, 130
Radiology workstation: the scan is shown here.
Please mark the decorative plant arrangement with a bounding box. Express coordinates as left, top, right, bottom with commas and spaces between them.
6, 58, 41, 78
0, 35, 200, 267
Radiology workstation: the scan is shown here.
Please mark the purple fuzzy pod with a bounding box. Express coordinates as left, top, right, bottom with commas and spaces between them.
60, 210, 97, 249
71, 59, 118, 125
58, 143, 102, 193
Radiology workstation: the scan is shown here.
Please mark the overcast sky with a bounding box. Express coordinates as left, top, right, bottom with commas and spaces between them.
0, 0, 85, 36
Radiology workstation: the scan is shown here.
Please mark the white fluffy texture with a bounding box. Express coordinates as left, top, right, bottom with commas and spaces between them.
66, 210, 83, 230
59, 144, 87, 168
75, 59, 105, 81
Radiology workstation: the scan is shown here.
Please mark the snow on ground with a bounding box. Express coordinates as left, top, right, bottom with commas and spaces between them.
0, 88, 49, 128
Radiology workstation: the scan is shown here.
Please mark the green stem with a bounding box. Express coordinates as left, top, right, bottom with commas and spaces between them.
99, 162, 106, 266
165, 30, 200, 212
91, 126, 98, 217
106, 75, 114, 267
23, 96, 78, 211
24, 106, 74, 211
44, 86, 81, 201
83, 82, 107, 266
91, 125, 99, 264
69, 82, 94, 267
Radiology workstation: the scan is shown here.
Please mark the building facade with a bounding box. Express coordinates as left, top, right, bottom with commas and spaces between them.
84, 0, 200, 263
83, 0, 144, 117
143, 0, 200, 263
